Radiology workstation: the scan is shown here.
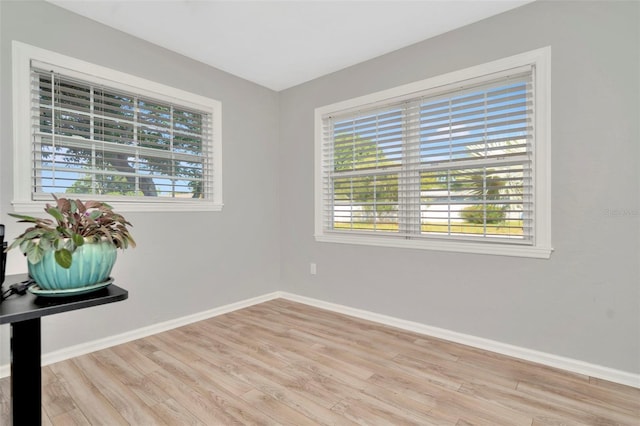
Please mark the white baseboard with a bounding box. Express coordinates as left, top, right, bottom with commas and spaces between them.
279, 292, 640, 389
2, 290, 638, 389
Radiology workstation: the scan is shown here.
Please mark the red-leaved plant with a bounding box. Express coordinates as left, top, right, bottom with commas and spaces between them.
6, 196, 135, 268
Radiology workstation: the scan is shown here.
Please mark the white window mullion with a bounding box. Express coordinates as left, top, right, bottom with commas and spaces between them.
51, 72, 57, 192
170, 105, 176, 198
90, 85, 97, 195
447, 169, 452, 236
523, 67, 536, 244
323, 119, 334, 231
399, 101, 421, 236
482, 167, 488, 235
133, 96, 141, 195
481, 90, 488, 237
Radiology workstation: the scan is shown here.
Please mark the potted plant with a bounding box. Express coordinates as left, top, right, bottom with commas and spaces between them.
6, 196, 135, 291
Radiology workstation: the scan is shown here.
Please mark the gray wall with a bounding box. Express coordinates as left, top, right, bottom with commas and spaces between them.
279, 1, 640, 374
0, 1, 281, 364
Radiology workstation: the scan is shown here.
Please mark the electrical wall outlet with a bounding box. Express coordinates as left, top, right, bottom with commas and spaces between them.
310, 263, 317, 275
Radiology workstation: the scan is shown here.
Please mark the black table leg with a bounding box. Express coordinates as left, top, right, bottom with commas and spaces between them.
11, 318, 41, 425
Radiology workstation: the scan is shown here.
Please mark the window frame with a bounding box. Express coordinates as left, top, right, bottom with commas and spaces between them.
11, 41, 223, 213
314, 47, 552, 258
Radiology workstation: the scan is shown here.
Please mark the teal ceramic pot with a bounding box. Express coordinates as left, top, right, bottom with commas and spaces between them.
28, 240, 117, 290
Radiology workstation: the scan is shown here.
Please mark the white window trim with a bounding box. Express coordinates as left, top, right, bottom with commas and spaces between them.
314, 47, 552, 259
11, 41, 223, 213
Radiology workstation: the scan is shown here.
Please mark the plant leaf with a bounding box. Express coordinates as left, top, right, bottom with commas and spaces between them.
8, 213, 39, 222
64, 239, 76, 251
7, 239, 22, 251
39, 236, 53, 251
85, 200, 103, 209
72, 233, 85, 246
55, 249, 73, 269
47, 207, 65, 223
76, 199, 87, 214
20, 239, 33, 254
57, 197, 71, 213
23, 228, 45, 239
58, 226, 73, 238
27, 244, 44, 265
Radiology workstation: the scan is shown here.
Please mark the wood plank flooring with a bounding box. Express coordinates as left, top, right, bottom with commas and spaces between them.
1, 298, 639, 425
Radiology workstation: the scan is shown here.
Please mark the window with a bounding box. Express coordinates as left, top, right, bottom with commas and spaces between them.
12, 41, 222, 212
315, 48, 551, 258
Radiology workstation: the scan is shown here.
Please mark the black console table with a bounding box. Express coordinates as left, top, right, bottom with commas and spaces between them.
0, 274, 128, 425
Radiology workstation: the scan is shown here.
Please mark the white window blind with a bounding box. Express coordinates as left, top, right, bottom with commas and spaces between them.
30, 64, 214, 202
316, 48, 552, 258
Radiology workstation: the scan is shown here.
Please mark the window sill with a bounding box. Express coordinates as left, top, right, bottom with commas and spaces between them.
315, 233, 553, 259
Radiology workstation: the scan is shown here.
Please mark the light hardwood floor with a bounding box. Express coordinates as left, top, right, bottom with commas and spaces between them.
1, 299, 639, 425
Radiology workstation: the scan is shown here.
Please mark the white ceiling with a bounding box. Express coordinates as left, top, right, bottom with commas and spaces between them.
47, 0, 534, 91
